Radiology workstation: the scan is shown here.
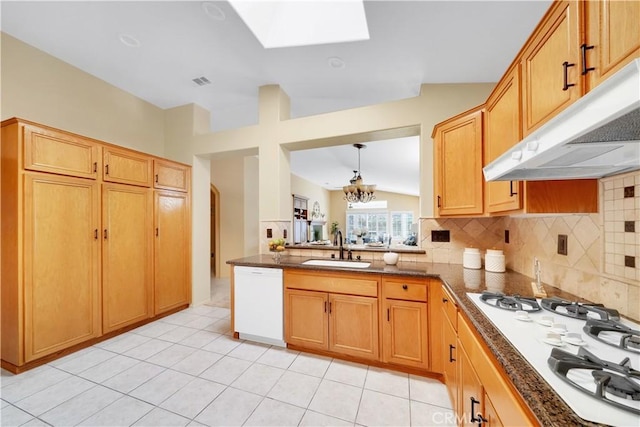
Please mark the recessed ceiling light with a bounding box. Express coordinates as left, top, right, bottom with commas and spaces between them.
327, 57, 346, 69
202, 2, 225, 20
229, 0, 369, 49
118, 34, 141, 48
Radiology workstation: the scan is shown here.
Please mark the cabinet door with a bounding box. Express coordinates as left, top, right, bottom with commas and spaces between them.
484, 65, 522, 213
103, 147, 152, 187
459, 345, 484, 427
23, 125, 99, 179
154, 190, 191, 314
483, 392, 504, 427
284, 289, 328, 350
442, 314, 458, 414
102, 184, 153, 332
521, 1, 582, 136
434, 108, 484, 216
23, 173, 101, 362
329, 294, 379, 360
154, 159, 190, 192
383, 299, 428, 369
586, 0, 640, 90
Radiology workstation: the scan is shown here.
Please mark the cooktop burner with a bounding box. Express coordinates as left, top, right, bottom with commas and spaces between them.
541, 297, 620, 321
479, 291, 540, 312
584, 319, 640, 354
548, 347, 640, 415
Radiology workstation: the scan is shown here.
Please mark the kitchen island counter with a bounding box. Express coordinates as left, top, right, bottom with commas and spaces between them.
227, 254, 600, 426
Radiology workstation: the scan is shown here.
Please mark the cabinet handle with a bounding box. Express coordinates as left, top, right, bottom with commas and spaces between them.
93, 162, 97, 173
94, 229, 98, 240
509, 180, 517, 197
470, 397, 481, 423
562, 61, 576, 91
402, 284, 408, 290
477, 414, 488, 427
324, 301, 327, 313
387, 308, 390, 322
329, 302, 332, 314
105, 164, 109, 175
449, 344, 456, 362
103, 229, 108, 240
580, 43, 595, 75
155, 174, 159, 183
437, 195, 441, 208
442, 297, 448, 303
156, 228, 159, 237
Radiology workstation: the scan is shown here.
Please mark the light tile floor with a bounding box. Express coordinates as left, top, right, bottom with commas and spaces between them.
1, 304, 455, 427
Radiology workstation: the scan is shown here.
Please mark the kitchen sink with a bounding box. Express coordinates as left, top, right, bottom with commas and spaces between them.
302, 259, 371, 269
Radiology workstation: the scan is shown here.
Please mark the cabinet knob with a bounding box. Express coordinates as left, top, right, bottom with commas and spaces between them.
402, 284, 408, 290
442, 297, 448, 303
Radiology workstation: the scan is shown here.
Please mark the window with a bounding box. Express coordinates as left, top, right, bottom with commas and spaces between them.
345, 203, 414, 244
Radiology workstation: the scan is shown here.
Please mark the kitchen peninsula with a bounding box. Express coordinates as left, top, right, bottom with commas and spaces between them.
227, 255, 619, 426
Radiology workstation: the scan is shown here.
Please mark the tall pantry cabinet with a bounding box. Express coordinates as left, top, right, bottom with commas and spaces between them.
1, 118, 192, 372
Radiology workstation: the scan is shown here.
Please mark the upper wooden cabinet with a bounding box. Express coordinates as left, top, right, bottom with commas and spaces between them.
585, 0, 640, 91
103, 146, 153, 187
433, 106, 484, 217
21, 123, 99, 179
484, 65, 523, 213
521, 1, 582, 136
154, 159, 190, 192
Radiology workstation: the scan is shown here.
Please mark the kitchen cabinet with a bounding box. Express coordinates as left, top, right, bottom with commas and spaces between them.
22, 124, 99, 179
381, 277, 429, 370
521, 1, 582, 136
20, 173, 102, 363
103, 146, 152, 187
284, 270, 379, 361
455, 312, 534, 427
484, 65, 523, 213
433, 106, 484, 217
441, 286, 459, 413
102, 183, 153, 333
292, 195, 308, 243
154, 159, 190, 192
584, 0, 640, 91
483, 64, 598, 215
154, 190, 191, 315
1, 118, 191, 373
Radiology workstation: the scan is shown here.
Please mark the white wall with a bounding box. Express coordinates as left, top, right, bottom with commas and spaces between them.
244, 156, 260, 256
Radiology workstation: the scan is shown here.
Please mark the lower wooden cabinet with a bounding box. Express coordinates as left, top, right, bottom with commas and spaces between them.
459, 344, 486, 427
442, 312, 458, 413
382, 277, 429, 370
284, 288, 379, 361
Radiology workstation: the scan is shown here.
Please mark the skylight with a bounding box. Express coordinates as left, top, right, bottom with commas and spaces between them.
229, 0, 369, 49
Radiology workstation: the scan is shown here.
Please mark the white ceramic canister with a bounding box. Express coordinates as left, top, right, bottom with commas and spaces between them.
463, 248, 482, 269
485, 249, 506, 272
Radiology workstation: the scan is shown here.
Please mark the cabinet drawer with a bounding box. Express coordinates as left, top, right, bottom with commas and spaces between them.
285, 270, 378, 297
103, 147, 152, 187
154, 159, 190, 192
441, 285, 457, 330
23, 125, 99, 179
383, 278, 427, 302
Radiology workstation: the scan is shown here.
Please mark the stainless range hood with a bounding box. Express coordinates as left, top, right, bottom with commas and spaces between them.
483, 59, 640, 182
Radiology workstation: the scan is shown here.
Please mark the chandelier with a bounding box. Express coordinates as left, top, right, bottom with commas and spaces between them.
343, 144, 376, 203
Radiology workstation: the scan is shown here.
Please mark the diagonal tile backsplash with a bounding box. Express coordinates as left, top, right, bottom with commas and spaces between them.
419, 170, 640, 321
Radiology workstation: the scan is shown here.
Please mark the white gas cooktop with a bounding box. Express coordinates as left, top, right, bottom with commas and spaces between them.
467, 293, 640, 426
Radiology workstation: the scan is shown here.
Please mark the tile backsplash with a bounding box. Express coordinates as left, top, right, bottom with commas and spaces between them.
419, 170, 640, 321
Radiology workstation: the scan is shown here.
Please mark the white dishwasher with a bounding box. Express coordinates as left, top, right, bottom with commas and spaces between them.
233, 266, 285, 347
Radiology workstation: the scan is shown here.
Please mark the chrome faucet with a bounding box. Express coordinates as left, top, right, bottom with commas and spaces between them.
337, 230, 344, 260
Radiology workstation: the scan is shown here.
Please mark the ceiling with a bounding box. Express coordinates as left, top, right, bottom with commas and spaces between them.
1, 0, 552, 196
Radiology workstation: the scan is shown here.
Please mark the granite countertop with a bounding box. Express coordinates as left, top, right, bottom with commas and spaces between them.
227, 254, 599, 426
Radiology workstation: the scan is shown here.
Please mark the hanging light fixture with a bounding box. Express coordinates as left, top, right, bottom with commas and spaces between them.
343, 143, 376, 203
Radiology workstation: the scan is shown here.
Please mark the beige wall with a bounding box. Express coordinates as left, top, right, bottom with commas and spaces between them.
1, 33, 165, 156
210, 156, 246, 278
